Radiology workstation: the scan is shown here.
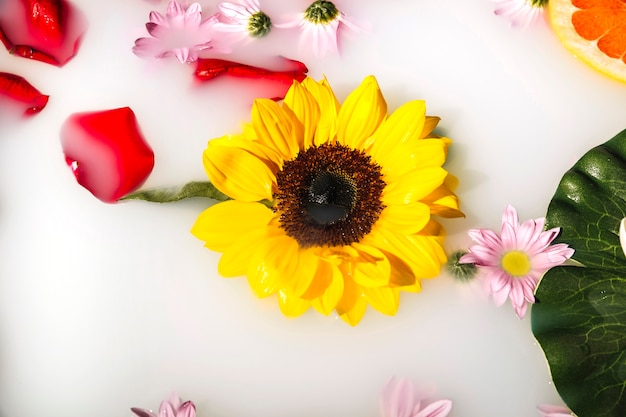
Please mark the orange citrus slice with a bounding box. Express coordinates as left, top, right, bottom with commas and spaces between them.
548, 0, 626, 83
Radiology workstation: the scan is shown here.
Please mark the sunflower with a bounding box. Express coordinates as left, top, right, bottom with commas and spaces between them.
191, 76, 463, 325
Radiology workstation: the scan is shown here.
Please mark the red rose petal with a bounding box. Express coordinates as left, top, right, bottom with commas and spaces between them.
194, 57, 308, 100
60, 107, 155, 203
0, 72, 49, 116
0, 0, 87, 66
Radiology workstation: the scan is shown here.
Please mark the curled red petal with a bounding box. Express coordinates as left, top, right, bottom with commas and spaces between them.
194, 57, 308, 99
60, 107, 155, 203
22, 0, 64, 46
0, 0, 87, 66
0, 72, 49, 116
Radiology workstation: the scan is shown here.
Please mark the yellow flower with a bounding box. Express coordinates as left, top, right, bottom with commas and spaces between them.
191, 76, 463, 326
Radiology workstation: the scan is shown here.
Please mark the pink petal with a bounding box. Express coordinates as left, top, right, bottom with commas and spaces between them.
167, 0, 185, 18
500, 221, 518, 250
467, 228, 502, 249
464, 244, 499, 266
501, 204, 520, 228
514, 300, 529, 318
489, 269, 511, 293
516, 218, 544, 252
149, 10, 167, 26
130, 408, 157, 417
380, 377, 416, 417
413, 399, 452, 417
491, 283, 511, 307
146, 22, 165, 38
177, 401, 196, 417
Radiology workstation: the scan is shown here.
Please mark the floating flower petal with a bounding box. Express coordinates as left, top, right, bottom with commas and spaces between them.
492, 0, 547, 29
132, 0, 218, 63
460, 205, 574, 319
380, 377, 452, 417
537, 404, 574, 417
131, 392, 196, 417
60, 107, 155, 203
0, 0, 87, 66
192, 75, 462, 325
194, 56, 308, 99
276, 0, 361, 57
0, 72, 49, 117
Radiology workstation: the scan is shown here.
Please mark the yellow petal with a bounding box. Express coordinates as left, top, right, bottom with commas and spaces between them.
375, 138, 449, 183
350, 243, 391, 288
302, 77, 340, 146
336, 75, 387, 149
290, 248, 320, 297
203, 144, 274, 202
369, 226, 444, 279
421, 175, 464, 218
247, 233, 299, 298
382, 167, 447, 205
336, 274, 367, 326
252, 98, 300, 161
218, 227, 276, 277
383, 250, 419, 288
278, 290, 311, 317
420, 116, 441, 138
362, 287, 400, 316
283, 80, 320, 150
377, 201, 431, 235
191, 201, 274, 252
310, 262, 344, 316
367, 100, 426, 152
209, 134, 282, 170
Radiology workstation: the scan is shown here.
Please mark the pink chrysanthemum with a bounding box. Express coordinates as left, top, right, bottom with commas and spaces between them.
132, 0, 218, 63
492, 0, 546, 29
131, 392, 196, 417
460, 205, 574, 319
213, 0, 272, 43
537, 404, 574, 417
380, 377, 452, 417
276, 0, 360, 57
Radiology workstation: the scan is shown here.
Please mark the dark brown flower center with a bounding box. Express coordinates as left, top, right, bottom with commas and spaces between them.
275, 143, 386, 248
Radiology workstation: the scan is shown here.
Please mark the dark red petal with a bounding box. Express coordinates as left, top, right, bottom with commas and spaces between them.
60, 107, 155, 203
194, 57, 309, 99
0, 72, 49, 116
0, 0, 87, 66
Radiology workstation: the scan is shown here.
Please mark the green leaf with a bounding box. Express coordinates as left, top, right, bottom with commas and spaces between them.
532, 129, 626, 417
120, 181, 230, 203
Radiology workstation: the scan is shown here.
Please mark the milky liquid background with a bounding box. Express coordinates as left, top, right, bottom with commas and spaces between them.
1, 1, 626, 416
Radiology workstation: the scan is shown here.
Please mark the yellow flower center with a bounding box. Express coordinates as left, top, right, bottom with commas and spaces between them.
247, 12, 271, 37
500, 250, 531, 277
303, 0, 339, 25
275, 143, 386, 248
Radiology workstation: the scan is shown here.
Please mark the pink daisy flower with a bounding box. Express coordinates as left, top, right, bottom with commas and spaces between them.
131, 392, 196, 417
492, 0, 547, 29
213, 0, 272, 43
537, 404, 574, 417
276, 0, 360, 57
380, 377, 452, 417
460, 205, 574, 319
132, 0, 218, 63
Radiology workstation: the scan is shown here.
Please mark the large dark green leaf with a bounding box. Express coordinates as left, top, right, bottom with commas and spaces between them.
532, 129, 626, 417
